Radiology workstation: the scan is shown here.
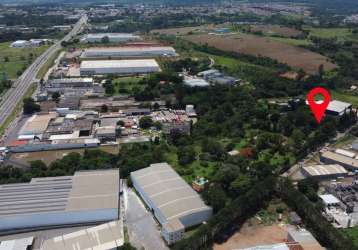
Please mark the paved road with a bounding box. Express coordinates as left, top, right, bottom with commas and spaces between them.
0, 15, 87, 126
124, 183, 169, 250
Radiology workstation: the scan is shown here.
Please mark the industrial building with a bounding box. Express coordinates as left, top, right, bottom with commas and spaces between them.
0, 237, 34, 250
0, 169, 120, 232
81, 46, 177, 58
320, 150, 358, 170
301, 164, 348, 180
18, 113, 58, 140
81, 33, 141, 43
326, 100, 352, 116
41, 220, 123, 250
80, 59, 160, 75
47, 78, 93, 88
131, 163, 212, 245
183, 78, 210, 87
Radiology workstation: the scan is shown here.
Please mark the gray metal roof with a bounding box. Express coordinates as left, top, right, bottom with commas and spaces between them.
131, 163, 212, 224
0, 170, 119, 218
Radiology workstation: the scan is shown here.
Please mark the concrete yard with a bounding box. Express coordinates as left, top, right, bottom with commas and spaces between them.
124, 182, 169, 250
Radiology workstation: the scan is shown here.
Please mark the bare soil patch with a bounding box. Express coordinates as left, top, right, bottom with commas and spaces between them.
213, 222, 288, 250
185, 33, 337, 74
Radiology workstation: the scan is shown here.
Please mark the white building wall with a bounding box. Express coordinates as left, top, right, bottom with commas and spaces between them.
179, 208, 213, 228
80, 66, 160, 75
0, 209, 118, 231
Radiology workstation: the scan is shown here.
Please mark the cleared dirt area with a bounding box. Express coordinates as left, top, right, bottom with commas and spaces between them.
251, 24, 303, 38
214, 222, 288, 250
185, 33, 337, 74
7, 145, 119, 167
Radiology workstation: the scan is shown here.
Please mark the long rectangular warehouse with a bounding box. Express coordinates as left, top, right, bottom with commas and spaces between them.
80, 59, 160, 75
81, 33, 141, 43
81, 46, 177, 58
320, 151, 358, 170
131, 163, 212, 245
0, 169, 119, 232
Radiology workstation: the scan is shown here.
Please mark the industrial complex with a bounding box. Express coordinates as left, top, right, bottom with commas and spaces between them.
0, 169, 120, 232
81, 33, 141, 43
80, 59, 161, 75
81, 46, 177, 58
131, 162, 212, 245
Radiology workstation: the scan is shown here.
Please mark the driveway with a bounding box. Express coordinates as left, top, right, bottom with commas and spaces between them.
123, 182, 169, 250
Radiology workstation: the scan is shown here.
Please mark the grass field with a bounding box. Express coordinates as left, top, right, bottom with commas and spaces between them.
0, 42, 49, 80
306, 27, 353, 39
331, 90, 358, 106
113, 76, 145, 94
343, 227, 358, 248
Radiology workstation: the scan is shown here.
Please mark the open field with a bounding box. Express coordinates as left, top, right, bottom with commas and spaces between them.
251, 24, 303, 38
269, 36, 312, 46
7, 145, 119, 166
213, 222, 288, 250
113, 76, 145, 94
306, 27, 356, 40
185, 33, 337, 74
331, 90, 358, 107
0, 42, 49, 80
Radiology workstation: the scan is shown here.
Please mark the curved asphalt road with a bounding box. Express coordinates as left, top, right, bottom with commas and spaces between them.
0, 15, 87, 125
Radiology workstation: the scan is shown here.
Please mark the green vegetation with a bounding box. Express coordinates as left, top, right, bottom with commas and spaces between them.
0, 42, 49, 81
331, 90, 358, 106
0, 83, 37, 136
344, 227, 358, 248
113, 76, 145, 94
306, 27, 355, 39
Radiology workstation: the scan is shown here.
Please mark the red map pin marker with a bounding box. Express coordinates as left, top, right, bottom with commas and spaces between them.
307, 87, 331, 124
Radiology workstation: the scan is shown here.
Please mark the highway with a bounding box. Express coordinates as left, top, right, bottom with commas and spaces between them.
0, 15, 87, 126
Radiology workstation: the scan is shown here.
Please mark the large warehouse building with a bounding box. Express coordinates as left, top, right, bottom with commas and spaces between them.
0, 169, 120, 232
301, 164, 348, 180
321, 150, 358, 170
80, 59, 160, 75
131, 162, 212, 245
81, 33, 141, 43
81, 46, 177, 58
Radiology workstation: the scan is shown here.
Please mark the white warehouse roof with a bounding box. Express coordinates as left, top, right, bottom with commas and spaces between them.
131, 163, 212, 229
327, 100, 352, 114
320, 194, 340, 205
85, 33, 140, 39
41, 221, 123, 250
0, 169, 119, 232
302, 164, 348, 177
81, 46, 177, 58
0, 237, 34, 250
80, 59, 160, 75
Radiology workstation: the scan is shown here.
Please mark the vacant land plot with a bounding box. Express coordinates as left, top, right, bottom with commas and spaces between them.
113, 76, 145, 94
306, 27, 355, 39
8, 145, 119, 166
151, 24, 223, 36
251, 24, 303, 38
213, 222, 288, 250
185, 33, 337, 74
0, 42, 49, 79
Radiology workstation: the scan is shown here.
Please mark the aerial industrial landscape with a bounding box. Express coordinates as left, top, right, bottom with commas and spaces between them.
0, 0, 358, 250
